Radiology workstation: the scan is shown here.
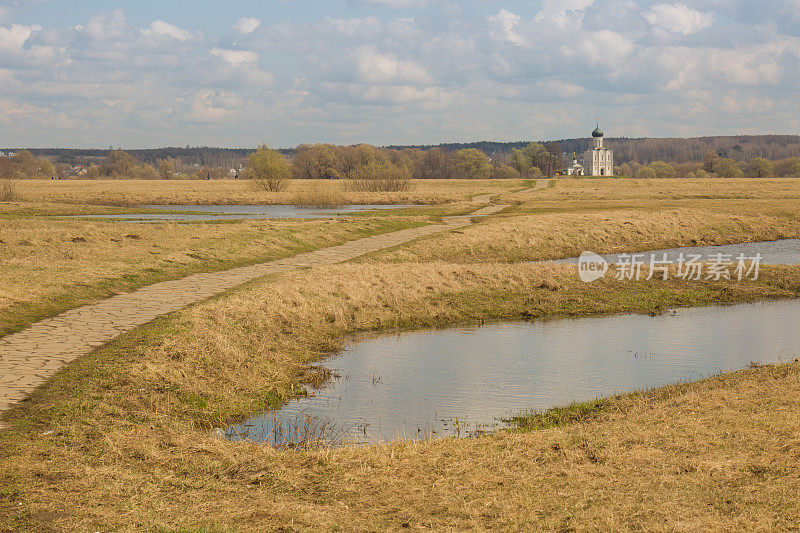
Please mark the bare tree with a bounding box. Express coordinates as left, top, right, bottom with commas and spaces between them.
0, 157, 17, 201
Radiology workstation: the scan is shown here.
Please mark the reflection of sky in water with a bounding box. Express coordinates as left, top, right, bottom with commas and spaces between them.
552, 239, 800, 266
232, 299, 800, 446
70, 204, 416, 221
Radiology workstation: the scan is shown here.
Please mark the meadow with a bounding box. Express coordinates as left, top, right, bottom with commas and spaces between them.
1, 177, 800, 530
10, 178, 525, 207
2, 261, 800, 530
371, 178, 800, 263
0, 217, 421, 337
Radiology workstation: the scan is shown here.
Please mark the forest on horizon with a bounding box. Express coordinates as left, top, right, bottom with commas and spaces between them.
5, 134, 799, 169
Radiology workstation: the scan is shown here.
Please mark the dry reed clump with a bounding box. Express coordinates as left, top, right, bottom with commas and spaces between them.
3, 262, 800, 530
250, 176, 289, 193
290, 181, 346, 208
370, 207, 800, 263
0, 178, 16, 201
346, 177, 413, 192
345, 161, 414, 192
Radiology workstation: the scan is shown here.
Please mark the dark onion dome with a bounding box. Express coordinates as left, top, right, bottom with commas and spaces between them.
592, 125, 604, 137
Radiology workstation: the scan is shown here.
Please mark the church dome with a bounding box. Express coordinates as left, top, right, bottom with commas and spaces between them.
592, 125, 604, 137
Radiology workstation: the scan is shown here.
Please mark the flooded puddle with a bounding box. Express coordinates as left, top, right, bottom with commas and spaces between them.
553, 239, 800, 266
71, 204, 416, 221
230, 299, 800, 447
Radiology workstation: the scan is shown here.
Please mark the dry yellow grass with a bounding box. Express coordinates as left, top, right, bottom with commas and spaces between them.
2, 261, 800, 530
3, 177, 800, 530
503, 177, 800, 216
12, 178, 525, 206
0, 216, 418, 335
370, 207, 800, 263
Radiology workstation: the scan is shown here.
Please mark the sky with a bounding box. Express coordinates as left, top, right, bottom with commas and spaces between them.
1, 0, 799, 148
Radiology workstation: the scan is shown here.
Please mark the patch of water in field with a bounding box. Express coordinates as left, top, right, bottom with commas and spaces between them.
552, 239, 800, 266
70, 204, 416, 221
230, 299, 800, 447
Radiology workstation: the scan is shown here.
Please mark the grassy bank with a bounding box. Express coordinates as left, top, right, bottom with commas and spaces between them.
0, 217, 421, 336
500, 177, 800, 215
366, 178, 800, 264
11, 178, 525, 207
2, 261, 800, 530
367, 207, 800, 263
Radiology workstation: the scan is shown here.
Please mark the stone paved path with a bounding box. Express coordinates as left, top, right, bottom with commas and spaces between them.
0, 180, 549, 424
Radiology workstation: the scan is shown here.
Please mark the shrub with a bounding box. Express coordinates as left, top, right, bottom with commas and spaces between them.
492, 164, 520, 179
291, 182, 345, 208
0, 158, 16, 201
346, 160, 412, 192
248, 145, 292, 192
775, 157, 800, 178
453, 148, 491, 178
713, 158, 744, 179
747, 157, 775, 178
636, 166, 657, 179
0, 179, 15, 201
648, 161, 677, 179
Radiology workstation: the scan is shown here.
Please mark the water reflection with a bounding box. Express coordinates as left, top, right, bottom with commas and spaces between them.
231, 299, 800, 447
70, 204, 416, 221
552, 239, 800, 266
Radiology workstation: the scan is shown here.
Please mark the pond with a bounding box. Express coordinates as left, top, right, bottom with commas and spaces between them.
230, 298, 800, 447
552, 239, 800, 266
71, 204, 416, 221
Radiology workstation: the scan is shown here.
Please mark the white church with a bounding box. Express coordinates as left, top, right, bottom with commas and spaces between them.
565, 122, 614, 176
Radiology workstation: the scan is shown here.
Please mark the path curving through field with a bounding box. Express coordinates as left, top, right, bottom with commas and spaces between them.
0, 180, 550, 424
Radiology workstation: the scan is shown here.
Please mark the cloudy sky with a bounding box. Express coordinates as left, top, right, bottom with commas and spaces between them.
1, 0, 799, 148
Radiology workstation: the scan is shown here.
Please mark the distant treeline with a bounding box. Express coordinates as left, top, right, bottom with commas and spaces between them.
9, 147, 259, 170
8, 135, 800, 168
392, 135, 800, 164
3, 135, 800, 181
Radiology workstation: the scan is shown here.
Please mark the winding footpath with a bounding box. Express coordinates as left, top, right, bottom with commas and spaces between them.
0, 180, 550, 425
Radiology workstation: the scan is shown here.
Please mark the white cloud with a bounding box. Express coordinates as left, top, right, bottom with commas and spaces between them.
354, 0, 431, 6
141, 20, 192, 42
352, 47, 432, 85
673, 45, 783, 87
645, 4, 713, 35
489, 9, 525, 47
565, 30, 635, 68
2, 3, 800, 147
231, 17, 261, 35
535, 0, 594, 30
782, 0, 800, 17
80, 8, 128, 40
188, 89, 240, 123
0, 24, 40, 54
721, 92, 774, 114
210, 48, 259, 65
361, 85, 450, 105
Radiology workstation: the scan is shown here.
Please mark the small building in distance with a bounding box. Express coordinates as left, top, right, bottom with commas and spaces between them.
583, 122, 613, 176
565, 155, 585, 176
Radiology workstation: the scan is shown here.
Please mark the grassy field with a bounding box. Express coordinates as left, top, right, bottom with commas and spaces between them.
500, 177, 800, 215
3, 178, 522, 333
1, 261, 800, 530
368, 208, 800, 263
9, 178, 526, 207
369, 178, 800, 263
0, 217, 421, 336
2, 177, 800, 530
